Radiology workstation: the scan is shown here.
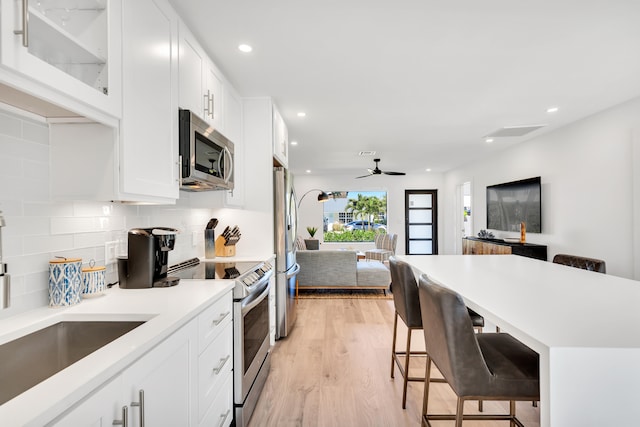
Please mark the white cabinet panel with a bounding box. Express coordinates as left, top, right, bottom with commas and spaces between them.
224, 86, 244, 207
204, 62, 224, 130
272, 105, 288, 168
120, 0, 179, 200
179, 31, 205, 115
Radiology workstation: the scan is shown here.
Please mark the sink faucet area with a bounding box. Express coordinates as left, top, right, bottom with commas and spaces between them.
0, 320, 145, 405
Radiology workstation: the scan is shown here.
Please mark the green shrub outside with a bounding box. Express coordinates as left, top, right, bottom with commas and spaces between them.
324, 229, 379, 242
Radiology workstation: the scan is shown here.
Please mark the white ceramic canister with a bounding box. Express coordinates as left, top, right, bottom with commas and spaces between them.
49, 257, 83, 307
82, 260, 106, 297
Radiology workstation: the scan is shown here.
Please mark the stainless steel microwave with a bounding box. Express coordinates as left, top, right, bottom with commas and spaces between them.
179, 109, 234, 191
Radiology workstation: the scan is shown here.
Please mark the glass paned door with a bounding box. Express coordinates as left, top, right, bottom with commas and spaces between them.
405, 190, 438, 255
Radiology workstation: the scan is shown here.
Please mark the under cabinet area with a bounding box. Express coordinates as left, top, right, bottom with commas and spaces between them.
0, 0, 122, 119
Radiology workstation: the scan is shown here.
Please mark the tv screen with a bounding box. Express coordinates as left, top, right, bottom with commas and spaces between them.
486, 177, 541, 233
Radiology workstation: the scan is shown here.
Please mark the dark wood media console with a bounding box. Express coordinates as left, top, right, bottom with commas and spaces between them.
462, 237, 547, 261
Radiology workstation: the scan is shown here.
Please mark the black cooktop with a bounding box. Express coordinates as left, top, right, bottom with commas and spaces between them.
169, 259, 261, 280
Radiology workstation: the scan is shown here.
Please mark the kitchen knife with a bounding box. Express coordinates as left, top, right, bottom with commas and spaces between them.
206, 218, 218, 230
221, 226, 230, 239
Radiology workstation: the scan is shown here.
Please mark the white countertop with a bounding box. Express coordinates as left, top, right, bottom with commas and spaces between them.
0, 279, 235, 426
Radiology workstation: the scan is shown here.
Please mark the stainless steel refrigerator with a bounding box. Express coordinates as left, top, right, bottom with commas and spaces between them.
274, 167, 300, 338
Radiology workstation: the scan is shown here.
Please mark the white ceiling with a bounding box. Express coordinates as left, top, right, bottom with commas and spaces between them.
169, 0, 640, 178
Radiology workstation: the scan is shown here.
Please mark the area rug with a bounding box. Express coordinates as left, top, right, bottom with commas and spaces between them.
297, 289, 392, 299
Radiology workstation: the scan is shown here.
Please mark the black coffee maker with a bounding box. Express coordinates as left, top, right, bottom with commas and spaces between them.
118, 227, 180, 288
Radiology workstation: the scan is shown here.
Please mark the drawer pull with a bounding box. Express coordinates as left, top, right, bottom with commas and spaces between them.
212, 355, 231, 375
212, 311, 231, 326
112, 406, 128, 427
218, 409, 231, 427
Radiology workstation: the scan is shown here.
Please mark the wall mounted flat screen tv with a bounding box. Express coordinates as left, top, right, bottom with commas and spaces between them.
486, 177, 541, 233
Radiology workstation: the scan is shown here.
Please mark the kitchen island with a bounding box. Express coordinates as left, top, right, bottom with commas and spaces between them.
396, 254, 640, 427
0, 279, 234, 426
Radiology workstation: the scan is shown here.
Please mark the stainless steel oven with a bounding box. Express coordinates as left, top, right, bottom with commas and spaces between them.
234, 278, 271, 427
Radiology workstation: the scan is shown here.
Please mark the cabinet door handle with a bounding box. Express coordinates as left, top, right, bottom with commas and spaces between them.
210, 92, 215, 120
212, 355, 231, 375
177, 155, 182, 184
212, 311, 231, 326
203, 91, 211, 117
217, 409, 231, 427
14, 0, 29, 47
112, 406, 128, 427
130, 389, 145, 427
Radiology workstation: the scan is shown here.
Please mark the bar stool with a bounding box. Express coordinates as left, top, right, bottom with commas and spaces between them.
418, 274, 540, 426
388, 257, 485, 409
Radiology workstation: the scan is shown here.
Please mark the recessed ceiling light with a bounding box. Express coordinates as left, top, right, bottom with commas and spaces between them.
306, 169, 311, 173
425, 168, 432, 172
290, 141, 298, 146
547, 106, 559, 113
238, 44, 253, 53
297, 112, 306, 117
485, 138, 494, 143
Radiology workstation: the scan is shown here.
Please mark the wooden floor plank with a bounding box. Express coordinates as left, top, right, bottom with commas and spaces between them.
249, 298, 540, 427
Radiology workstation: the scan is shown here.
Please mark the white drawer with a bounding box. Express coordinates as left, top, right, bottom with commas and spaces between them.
200, 371, 233, 427
198, 321, 232, 421
198, 290, 232, 353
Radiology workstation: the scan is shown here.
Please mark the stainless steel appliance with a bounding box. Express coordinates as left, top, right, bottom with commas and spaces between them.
0, 211, 10, 309
169, 258, 274, 427
117, 228, 180, 288
179, 109, 234, 192
274, 167, 301, 338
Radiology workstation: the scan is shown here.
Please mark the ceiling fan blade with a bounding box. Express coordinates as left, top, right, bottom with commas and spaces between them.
355, 174, 372, 179
383, 171, 406, 176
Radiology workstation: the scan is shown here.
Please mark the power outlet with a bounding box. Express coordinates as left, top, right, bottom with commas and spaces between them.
105, 241, 118, 265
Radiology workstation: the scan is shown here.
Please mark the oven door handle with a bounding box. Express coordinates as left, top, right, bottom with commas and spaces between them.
241, 281, 271, 314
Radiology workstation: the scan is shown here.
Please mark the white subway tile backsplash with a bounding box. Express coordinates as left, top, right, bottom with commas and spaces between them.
24, 159, 49, 181
0, 112, 22, 138
23, 234, 74, 255
0, 156, 22, 178
74, 232, 109, 248
25, 271, 48, 294
22, 120, 49, 144
24, 201, 74, 217
51, 217, 94, 234
2, 216, 50, 237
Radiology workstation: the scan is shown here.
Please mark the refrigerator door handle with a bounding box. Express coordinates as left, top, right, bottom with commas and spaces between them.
285, 263, 301, 279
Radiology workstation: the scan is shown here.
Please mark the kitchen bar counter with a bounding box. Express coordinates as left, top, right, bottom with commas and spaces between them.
396, 254, 640, 427
0, 279, 234, 426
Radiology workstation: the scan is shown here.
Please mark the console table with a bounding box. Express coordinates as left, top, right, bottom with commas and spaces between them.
397, 254, 640, 427
463, 237, 547, 261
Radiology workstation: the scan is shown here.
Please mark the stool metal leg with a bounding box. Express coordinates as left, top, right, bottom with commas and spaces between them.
391, 312, 398, 379
402, 325, 412, 408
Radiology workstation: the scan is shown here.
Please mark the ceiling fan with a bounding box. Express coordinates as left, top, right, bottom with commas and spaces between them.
356, 158, 406, 178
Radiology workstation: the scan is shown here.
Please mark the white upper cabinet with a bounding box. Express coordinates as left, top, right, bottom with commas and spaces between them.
224, 85, 244, 207
119, 0, 179, 201
178, 22, 224, 133
272, 104, 288, 168
0, 0, 122, 120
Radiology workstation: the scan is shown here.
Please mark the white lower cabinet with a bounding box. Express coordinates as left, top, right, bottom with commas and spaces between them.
122, 321, 196, 427
200, 372, 233, 427
49, 290, 233, 427
197, 291, 233, 425
50, 320, 195, 427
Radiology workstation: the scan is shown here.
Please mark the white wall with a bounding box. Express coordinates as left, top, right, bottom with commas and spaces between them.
295, 172, 444, 254
442, 96, 640, 279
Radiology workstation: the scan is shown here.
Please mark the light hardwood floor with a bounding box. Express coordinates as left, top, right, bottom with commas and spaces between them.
249, 298, 540, 427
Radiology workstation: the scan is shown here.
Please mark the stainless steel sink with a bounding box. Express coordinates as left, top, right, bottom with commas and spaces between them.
0, 320, 145, 405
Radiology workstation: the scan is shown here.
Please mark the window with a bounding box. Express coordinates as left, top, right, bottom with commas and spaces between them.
322, 191, 388, 242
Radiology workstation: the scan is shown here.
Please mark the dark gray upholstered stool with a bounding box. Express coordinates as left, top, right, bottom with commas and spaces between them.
388, 258, 484, 410
552, 253, 606, 273
418, 274, 540, 427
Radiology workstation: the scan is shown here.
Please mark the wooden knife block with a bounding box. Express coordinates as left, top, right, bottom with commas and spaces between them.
215, 236, 236, 257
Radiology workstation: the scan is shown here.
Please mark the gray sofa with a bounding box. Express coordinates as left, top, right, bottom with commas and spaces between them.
296, 250, 390, 289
